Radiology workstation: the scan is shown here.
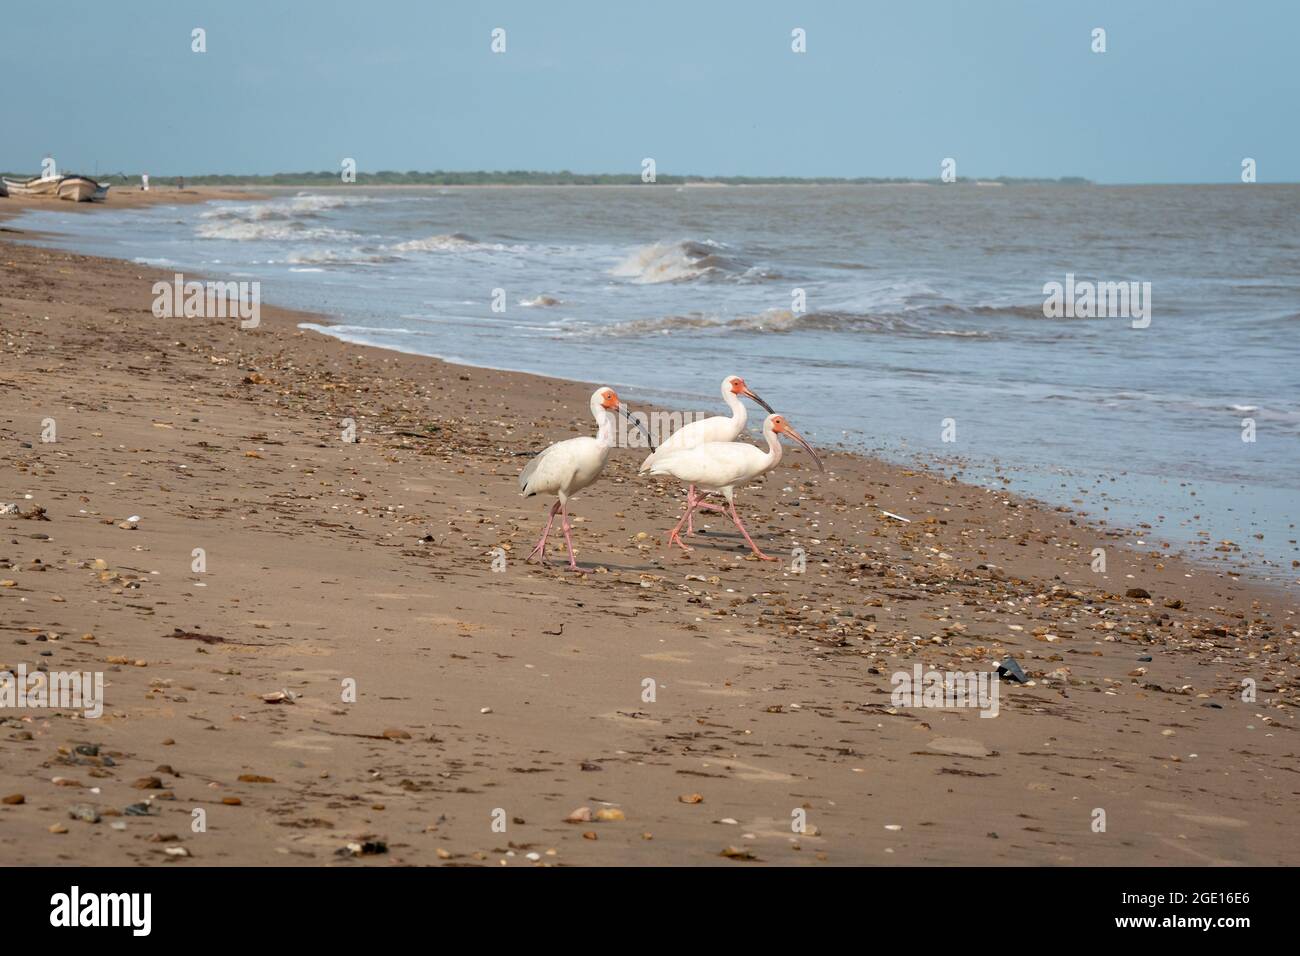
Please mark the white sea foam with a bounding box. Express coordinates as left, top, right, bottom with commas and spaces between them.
391, 233, 484, 253
283, 232, 522, 265
285, 247, 396, 265
567, 308, 996, 338
200, 192, 373, 223
195, 193, 378, 241
196, 220, 357, 242
610, 238, 759, 284
519, 294, 563, 307
389, 233, 522, 254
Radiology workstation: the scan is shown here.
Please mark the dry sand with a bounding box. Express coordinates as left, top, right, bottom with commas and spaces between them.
0, 193, 1296, 866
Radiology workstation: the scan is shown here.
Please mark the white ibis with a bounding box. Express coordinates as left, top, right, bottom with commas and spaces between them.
639, 375, 773, 534
520, 386, 653, 570
647, 413, 823, 560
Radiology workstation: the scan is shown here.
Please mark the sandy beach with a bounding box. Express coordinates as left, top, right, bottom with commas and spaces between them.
1, 193, 1297, 867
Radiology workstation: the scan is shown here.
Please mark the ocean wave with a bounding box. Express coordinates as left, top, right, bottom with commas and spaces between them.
195, 193, 384, 241
821, 283, 1092, 323
286, 247, 398, 265
390, 232, 501, 253
960, 303, 1062, 320
557, 308, 997, 339
199, 193, 374, 224
519, 294, 563, 307
1037, 392, 1300, 430
285, 232, 524, 264
840, 295, 1058, 322
196, 219, 358, 242
610, 239, 771, 284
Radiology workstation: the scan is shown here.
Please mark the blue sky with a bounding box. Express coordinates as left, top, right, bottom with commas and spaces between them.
3, 0, 1295, 183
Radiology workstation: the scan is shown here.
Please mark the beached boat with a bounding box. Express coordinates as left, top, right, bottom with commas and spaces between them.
2, 175, 63, 197
57, 176, 104, 202
0, 175, 108, 201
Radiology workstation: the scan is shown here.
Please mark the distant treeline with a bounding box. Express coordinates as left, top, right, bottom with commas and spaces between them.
16, 169, 1091, 187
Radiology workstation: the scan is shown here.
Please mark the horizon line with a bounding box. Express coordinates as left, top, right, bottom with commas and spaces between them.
5, 167, 1294, 187
6, 168, 1295, 187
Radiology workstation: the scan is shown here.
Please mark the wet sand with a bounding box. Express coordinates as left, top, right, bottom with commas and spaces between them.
0, 195, 1296, 866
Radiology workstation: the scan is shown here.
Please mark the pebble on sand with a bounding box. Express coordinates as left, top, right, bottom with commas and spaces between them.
721, 846, 758, 860
68, 805, 100, 823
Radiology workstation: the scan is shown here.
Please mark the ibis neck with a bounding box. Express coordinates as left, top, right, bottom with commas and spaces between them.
723, 389, 747, 427
764, 427, 784, 469
594, 407, 617, 448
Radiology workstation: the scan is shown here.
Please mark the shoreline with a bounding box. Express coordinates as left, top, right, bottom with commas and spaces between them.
1, 198, 1297, 866
6, 189, 1293, 585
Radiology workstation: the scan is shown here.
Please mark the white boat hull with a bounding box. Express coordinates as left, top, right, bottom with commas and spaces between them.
57, 178, 100, 202
2, 176, 63, 197
2, 175, 107, 201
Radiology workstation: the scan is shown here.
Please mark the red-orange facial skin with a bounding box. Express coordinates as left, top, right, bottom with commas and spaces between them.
602, 390, 620, 409
731, 377, 746, 394
771, 416, 787, 433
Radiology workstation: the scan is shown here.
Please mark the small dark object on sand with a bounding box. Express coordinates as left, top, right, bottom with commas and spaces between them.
337, 839, 388, 857
996, 657, 1029, 683
167, 629, 225, 644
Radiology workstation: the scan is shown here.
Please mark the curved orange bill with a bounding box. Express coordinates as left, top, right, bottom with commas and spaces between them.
619, 404, 657, 453
741, 386, 775, 415
782, 422, 824, 471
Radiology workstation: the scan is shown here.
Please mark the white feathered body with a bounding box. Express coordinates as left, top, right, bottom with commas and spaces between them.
647, 439, 779, 500
520, 436, 612, 502
640, 413, 746, 472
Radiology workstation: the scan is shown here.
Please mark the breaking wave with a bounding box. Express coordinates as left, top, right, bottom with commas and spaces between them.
390, 233, 514, 253
555, 308, 997, 339
283, 232, 523, 265
198, 193, 373, 224
285, 247, 397, 265
196, 219, 358, 242
610, 239, 771, 284
195, 193, 393, 242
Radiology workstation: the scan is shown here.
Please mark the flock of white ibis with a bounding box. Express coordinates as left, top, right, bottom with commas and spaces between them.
519, 376, 823, 570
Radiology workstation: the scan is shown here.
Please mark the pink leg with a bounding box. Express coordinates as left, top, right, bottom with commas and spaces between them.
527, 500, 561, 563
560, 500, 582, 571
685, 485, 725, 536
728, 500, 776, 561
665, 499, 694, 553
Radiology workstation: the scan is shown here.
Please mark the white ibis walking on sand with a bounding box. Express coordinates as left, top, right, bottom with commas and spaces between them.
639, 375, 773, 534
647, 413, 823, 560
520, 386, 653, 570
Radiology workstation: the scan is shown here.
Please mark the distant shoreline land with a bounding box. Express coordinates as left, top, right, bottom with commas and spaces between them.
1, 169, 1094, 188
